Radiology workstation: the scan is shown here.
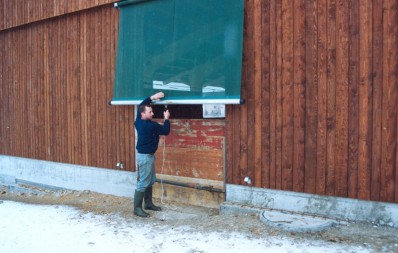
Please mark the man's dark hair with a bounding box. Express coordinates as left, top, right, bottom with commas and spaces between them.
138, 104, 151, 114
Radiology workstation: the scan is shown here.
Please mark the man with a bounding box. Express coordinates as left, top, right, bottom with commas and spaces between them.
134, 92, 170, 217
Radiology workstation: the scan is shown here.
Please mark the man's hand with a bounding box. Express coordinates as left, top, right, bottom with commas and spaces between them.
150, 92, 165, 101
164, 110, 170, 120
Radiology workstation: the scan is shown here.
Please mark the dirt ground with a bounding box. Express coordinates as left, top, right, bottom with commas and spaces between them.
1, 185, 398, 252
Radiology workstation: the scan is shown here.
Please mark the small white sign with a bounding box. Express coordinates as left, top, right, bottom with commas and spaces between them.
203, 104, 225, 118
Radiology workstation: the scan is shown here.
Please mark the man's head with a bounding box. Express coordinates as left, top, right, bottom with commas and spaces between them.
139, 104, 154, 120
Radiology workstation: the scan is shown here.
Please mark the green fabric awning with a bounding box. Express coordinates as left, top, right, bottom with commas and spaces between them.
112, 0, 244, 105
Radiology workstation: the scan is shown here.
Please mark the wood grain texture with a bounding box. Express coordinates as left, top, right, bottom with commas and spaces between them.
304, 0, 318, 194
348, 0, 360, 199
155, 147, 224, 181
380, 2, 397, 202
371, 0, 383, 201
293, 0, 306, 193
269, 0, 277, 189
275, 0, 283, 190
326, 0, 337, 196
253, 0, 263, 188
0, 5, 135, 171
334, 0, 349, 197
224, 0, 398, 204
0, 0, 115, 30
358, 0, 373, 200
281, 0, 294, 191
317, 0, 327, 195
261, 0, 271, 189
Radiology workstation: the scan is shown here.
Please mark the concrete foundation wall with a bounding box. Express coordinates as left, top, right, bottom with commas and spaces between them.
223, 184, 398, 228
0, 155, 137, 198
2, 155, 397, 227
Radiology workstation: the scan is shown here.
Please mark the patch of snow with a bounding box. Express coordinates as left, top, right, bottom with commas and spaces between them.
0, 201, 369, 253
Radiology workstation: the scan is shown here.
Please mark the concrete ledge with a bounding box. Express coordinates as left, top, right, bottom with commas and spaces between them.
223, 184, 398, 228
0, 155, 137, 198
220, 201, 264, 215
260, 209, 337, 232
0, 155, 224, 208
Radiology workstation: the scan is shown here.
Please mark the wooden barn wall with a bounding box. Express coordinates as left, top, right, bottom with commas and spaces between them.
0, 1, 225, 184
227, 0, 398, 204
0, 4, 138, 171
0, 0, 115, 31
155, 119, 225, 182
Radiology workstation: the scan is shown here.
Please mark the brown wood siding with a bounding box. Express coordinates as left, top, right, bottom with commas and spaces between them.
226, 0, 398, 204
154, 119, 225, 182
0, 4, 137, 171
381, 1, 397, 202
293, 0, 306, 193
0, 0, 115, 31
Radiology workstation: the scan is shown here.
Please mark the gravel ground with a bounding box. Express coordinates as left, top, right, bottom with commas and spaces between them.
1, 185, 398, 252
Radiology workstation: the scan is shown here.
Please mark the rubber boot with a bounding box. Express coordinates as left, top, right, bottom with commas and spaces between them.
144, 187, 162, 211
134, 190, 149, 217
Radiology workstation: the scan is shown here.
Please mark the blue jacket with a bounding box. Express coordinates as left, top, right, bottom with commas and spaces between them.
135, 97, 170, 154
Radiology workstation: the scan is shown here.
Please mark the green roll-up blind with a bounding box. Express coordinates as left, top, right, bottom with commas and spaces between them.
112, 0, 244, 105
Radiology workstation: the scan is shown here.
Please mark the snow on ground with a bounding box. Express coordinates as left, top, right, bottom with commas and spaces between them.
0, 200, 369, 253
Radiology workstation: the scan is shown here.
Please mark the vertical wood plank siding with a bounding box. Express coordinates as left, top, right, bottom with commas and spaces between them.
0, 4, 136, 171
0, 0, 115, 30
227, 0, 398, 203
